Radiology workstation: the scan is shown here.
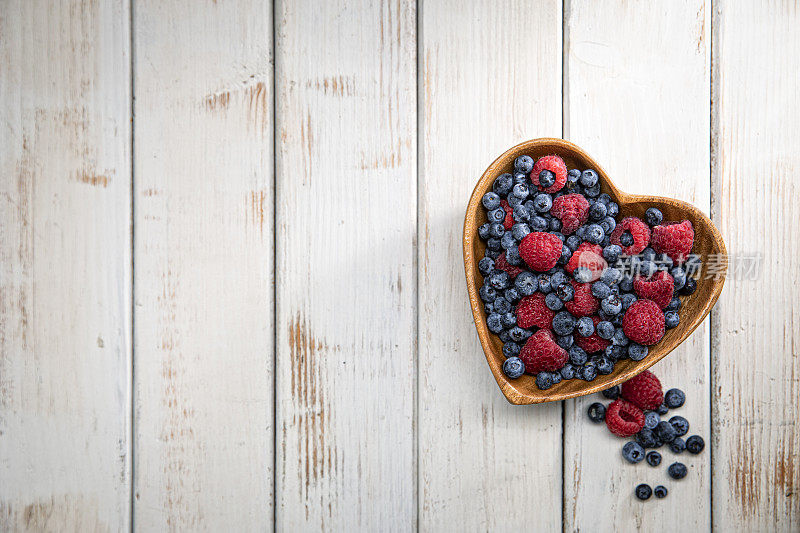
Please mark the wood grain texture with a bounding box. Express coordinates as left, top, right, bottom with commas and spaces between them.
712, 1, 800, 530
274, 0, 417, 530
563, 1, 712, 530
0, 1, 132, 531
419, 1, 563, 530
132, 1, 274, 530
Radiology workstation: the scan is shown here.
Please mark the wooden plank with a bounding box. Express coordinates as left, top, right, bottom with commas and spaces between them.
132, 1, 274, 530
711, 1, 800, 530
563, 1, 711, 530
0, 1, 132, 530
418, 1, 563, 530
274, 0, 417, 530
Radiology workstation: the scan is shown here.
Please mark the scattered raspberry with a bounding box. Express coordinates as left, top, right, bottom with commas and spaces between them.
623, 299, 665, 345
610, 217, 651, 256
621, 370, 664, 410
564, 280, 599, 317
565, 242, 606, 280
634, 271, 674, 309
551, 193, 590, 234
651, 220, 694, 262
531, 155, 567, 193
500, 200, 514, 229
515, 293, 554, 329
495, 252, 524, 279
605, 399, 646, 437
519, 232, 563, 272
574, 316, 610, 353
519, 329, 568, 374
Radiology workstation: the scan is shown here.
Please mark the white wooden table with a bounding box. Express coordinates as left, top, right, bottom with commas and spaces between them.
1, 1, 798, 531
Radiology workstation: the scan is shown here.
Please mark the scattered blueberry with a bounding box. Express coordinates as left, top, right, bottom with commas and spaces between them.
511, 182, 529, 200
622, 441, 646, 464
587, 402, 606, 422
556, 334, 574, 350
596, 357, 614, 375
669, 437, 686, 454
669, 416, 689, 437
680, 277, 697, 296
493, 297, 511, 314
646, 451, 662, 467
560, 363, 577, 380
515, 271, 538, 296
667, 462, 688, 480
552, 311, 576, 336
665, 311, 680, 329
686, 435, 705, 454
664, 388, 685, 408
635, 484, 653, 501
581, 364, 598, 381
665, 296, 681, 311
602, 385, 620, 400
585, 224, 604, 244
589, 201, 607, 221
628, 343, 648, 361
601, 294, 623, 316
654, 485, 668, 499
597, 321, 615, 340
619, 232, 634, 247
569, 345, 588, 366
556, 282, 575, 302
655, 421, 677, 443
538, 274, 552, 293
487, 313, 503, 333
656, 403, 670, 416
644, 411, 660, 430
536, 372, 554, 390
574, 267, 593, 283
502, 342, 521, 358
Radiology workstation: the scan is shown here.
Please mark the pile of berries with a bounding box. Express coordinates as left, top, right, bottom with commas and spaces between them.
477, 154, 699, 388
586, 370, 706, 500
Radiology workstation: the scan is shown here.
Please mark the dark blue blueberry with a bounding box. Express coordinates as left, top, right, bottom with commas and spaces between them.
596, 193, 611, 204
584, 183, 601, 197
502, 341, 521, 358
655, 421, 677, 443
680, 277, 697, 296
566, 235, 582, 251
644, 411, 660, 429
482, 191, 501, 210
600, 216, 616, 234
487, 207, 505, 223
664, 388, 685, 408
545, 292, 564, 311
513, 171, 527, 185
558, 244, 572, 265
621, 293, 637, 310
645, 207, 663, 226
601, 294, 623, 316
478, 223, 491, 240
619, 276, 634, 292
602, 385, 620, 399
493, 173, 514, 196
478, 257, 494, 276
569, 345, 588, 366
511, 182, 530, 200
656, 253, 673, 271
580, 169, 599, 187
556, 334, 574, 350
596, 321, 615, 340
667, 462, 688, 480
664, 311, 679, 329
549, 217, 562, 232
508, 194, 523, 208
596, 357, 614, 375
576, 316, 595, 337
635, 484, 652, 500
589, 201, 607, 221
536, 372, 554, 390
606, 202, 619, 217
487, 237, 502, 251
487, 313, 504, 333
498, 330, 511, 342
538, 170, 556, 189
619, 232, 634, 247
506, 246, 522, 265
638, 260, 658, 278
503, 356, 525, 379
514, 155, 534, 174
550, 271, 568, 288
628, 343, 648, 361
489, 222, 505, 238
669, 437, 686, 454
479, 284, 497, 303
657, 403, 670, 415
500, 232, 516, 250
611, 329, 628, 346
560, 363, 576, 380
622, 441, 646, 464
567, 168, 581, 184
585, 224, 604, 244
533, 193, 552, 213
484, 303, 494, 315
605, 344, 625, 360
646, 450, 662, 466
669, 416, 689, 436
552, 311, 576, 336
640, 247, 656, 261
637, 429, 659, 449
600, 267, 622, 286
550, 371, 562, 385
556, 282, 574, 302
530, 215, 548, 232
512, 223, 531, 241
654, 485, 668, 499
493, 297, 511, 315
591, 281, 612, 299
514, 271, 537, 296
513, 204, 531, 223
665, 296, 681, 312
538, 274, 552, 293
508, 327, 530, 342
504, 288, 521, 304
686, 435, 705, 454
573, 267, 593, 284
587, 402, 606, 422
551, 231, 565, 242
489, 271, 510, 290
581, 364, 598, 381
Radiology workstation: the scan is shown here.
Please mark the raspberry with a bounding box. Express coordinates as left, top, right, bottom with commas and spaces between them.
622, 299, 665, 345
651, 220, 694, 262
515, 293, 554, 329
551, 193, 589, 235
519, 232, 563, 272
495, 252, 524, 279
574, 316, 610, 353
564, 280, 599, 317
605, 399, 645, 437
500, 200, 514, 230
620, 369, 664, 410
565, 242, 606, 281
531, 155, 567, 193
610, 217, 651, 256
519, 329, 568, 374
633, 271, 675, 309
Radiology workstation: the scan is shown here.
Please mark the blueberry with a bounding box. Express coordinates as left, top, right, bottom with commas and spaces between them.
654, 485, 668, 499
622, 441, 646, 464
656, 253, 673, 271
508, 327, 530, 342
550, 271, 568, 288
479, 284, 497, 303
587, 402, 606, 422
569, 345, 588, 366
596, 321, 614, 340
621, 293, 637, 310
536, 372, 555, 390
511, 183, 529, 200
584, 183, 601, 197
601, 294, 623, 316
556, 282, 575, 302
506, 247, 522, 265
606, 202, 619, 217
493, 297, 511, 315
605, 344, 625, 360
558, 245, 572, 265
587, 201, 606, 222
619, 232, 634, 247
512, 223, 531, 241
560, 363, 577, 380
667, 462, 688, 480
551, 231, 565, 242
514, 155, 534, 174
552, 311, 576, 336
489, 222, 505, 238
646, 451, 662, 467
664, 388, 685, 408
549, 371, 562, 385
680, 277, 697, 296
573, 267, 593, 284
635, 484, 652, 501
512, 172, 527, 185
530, 215, 548, 232
657, 403, 670, 415
567, 168, 581, 184
533, 193, 552, 213
628, 343, 648, 361
488, 207, 505, 224
493, 173, 514, 196
596, 357, 614, 375
498, 330, 511, 342
482, 192, 501, 210
644, 207, 663, 226
478, 223, 491, 241
665, 297, 681, 312
549, 218, 562, 232
600, 267, 622, 286
566, 235, 582, 251
655, 421, 677, 443
538, 274, 552, 293
500, 232, 516, 250
576, 316, 595, 337
505, 288, 521, 304
545, 292, 564, 311
502, 341, 521, 357
585, 224, 604, 244
556, 334, 574, 350
686, 435, 705, 454
581, 364, 598, 381
489, 271, 510, 290
513, 204, 531, 223
514, 271, 537, 296
487, 239, 502, 253
669, 437, 686, 454
601, 385, 620, 399
579, 169, 598, 187
664, 311, 679, 329
488, 313, 505, 333
638, 260, 658, 278
637, 428, 659, 449
669, 415, 689, 437
478, 257, 494, 276
600, 216, 617, 234
591, 282, 612, 300
538, 170, 556, 189
484, 303, 494, 315
503, 356, 525, 379
619, 276, 634, 292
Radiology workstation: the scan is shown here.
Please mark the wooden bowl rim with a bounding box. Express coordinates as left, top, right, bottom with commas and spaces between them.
463, 138, 727, 405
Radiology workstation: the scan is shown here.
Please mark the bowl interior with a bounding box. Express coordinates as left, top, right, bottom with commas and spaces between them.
464, 138, 726, 404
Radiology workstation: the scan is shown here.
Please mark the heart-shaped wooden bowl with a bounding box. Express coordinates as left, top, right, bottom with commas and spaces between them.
464, 138, 726, 404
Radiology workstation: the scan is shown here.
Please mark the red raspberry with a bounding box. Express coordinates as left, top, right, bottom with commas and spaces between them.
519, 329, 568, 374
564, 280, 598, 317
620, 370, 664, 410
551, 193, 590, 235
605, 399, 646, 437
610, 217, 651, 256
574, 316, 610, 353
500, 200, 514, 230
565, 242, 606, 281
515, 293, 554, 329
651, 220, 694, 262
622, 299, 665, 345
519, 232, 563, 272
495, 252, 524, 279
633, 271, 674, 309
531, 155, 567, 193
